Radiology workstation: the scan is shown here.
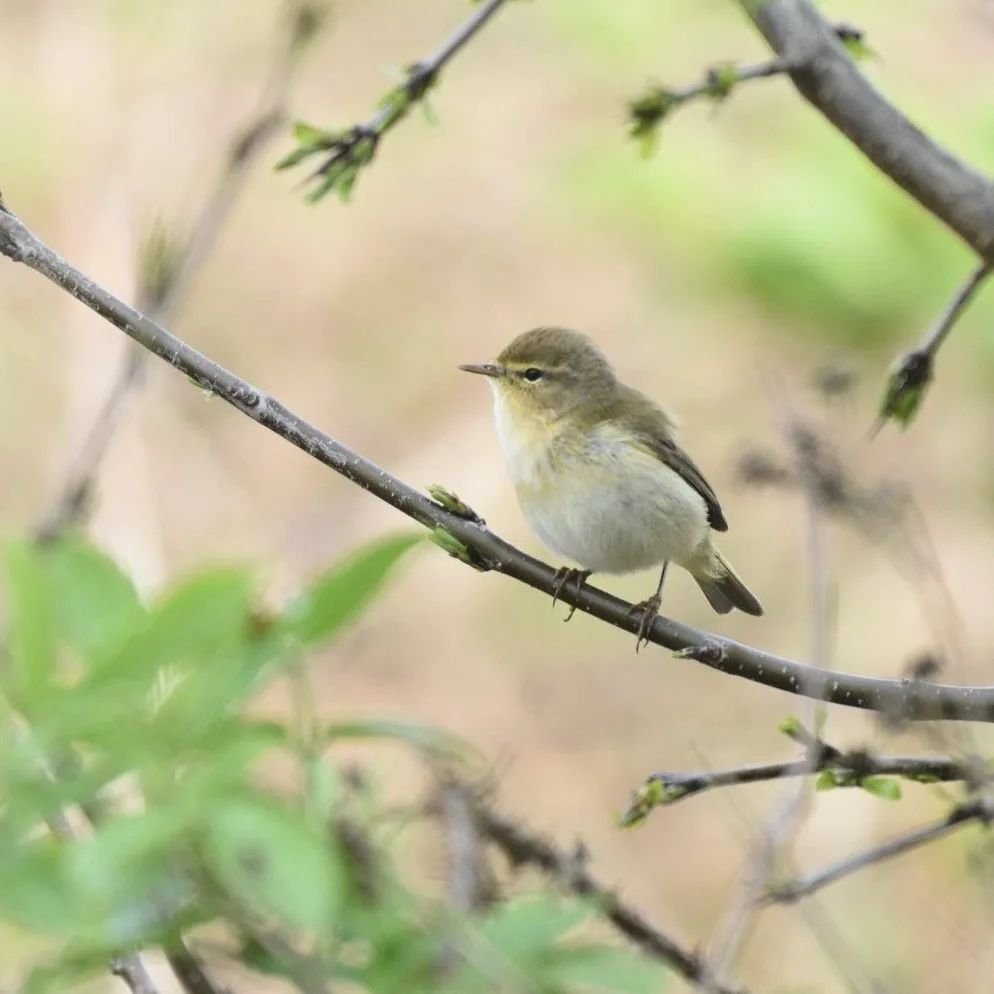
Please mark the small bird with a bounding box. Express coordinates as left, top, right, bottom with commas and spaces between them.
460, 328, 762, 648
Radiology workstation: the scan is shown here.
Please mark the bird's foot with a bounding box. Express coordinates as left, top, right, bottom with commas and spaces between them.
627, 594, 662, 653
551, 567, 592, 622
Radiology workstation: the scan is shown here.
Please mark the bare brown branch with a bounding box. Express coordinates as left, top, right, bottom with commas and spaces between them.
4, 205, 994, 722
475, 802, 747, 994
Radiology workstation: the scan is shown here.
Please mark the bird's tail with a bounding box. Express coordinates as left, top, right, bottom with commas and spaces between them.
693, 549, 763, 617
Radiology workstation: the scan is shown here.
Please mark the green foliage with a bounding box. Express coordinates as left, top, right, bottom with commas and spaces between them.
619, 776, 689, 827
455, 896, 667, 994
859, 776, 902, 801
876, 351, 932, 430
815, 768, 903, 801
0, 534, 662, 993
281, 532, 422, 644
277, 63, 437, 202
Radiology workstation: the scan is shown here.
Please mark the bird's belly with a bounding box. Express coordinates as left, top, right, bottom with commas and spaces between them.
516, 446, 710, 574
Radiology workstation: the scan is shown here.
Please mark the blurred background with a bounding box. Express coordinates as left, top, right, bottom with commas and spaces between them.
2, 0, 994, 990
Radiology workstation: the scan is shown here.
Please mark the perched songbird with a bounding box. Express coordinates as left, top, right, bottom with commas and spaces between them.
460, 328, 762, 647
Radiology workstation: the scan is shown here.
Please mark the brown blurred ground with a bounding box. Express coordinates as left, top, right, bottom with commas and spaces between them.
2, 1, 994, 991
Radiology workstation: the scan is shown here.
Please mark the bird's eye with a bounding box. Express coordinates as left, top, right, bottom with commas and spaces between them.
523, 367, 544, 382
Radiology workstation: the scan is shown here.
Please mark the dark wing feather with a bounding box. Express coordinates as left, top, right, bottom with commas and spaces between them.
614, 386, 729, 532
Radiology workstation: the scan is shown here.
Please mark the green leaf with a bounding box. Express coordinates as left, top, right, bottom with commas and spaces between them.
860, 776, 902, 801
814, 769, 840, 791
4, 540, 56, 706
778, 715, 802, 737
0, 841, 86, 935
90, 568, 253, 684
545, 944, 668, 994
46, 538, 145, 663
878, 352, 932, 429
68, 808, 196, 939
281, 533, 421, 645
275, 145, 319, 171
203, 795, 343, 932
292, 120, 330, 147
480, 895, 590, 958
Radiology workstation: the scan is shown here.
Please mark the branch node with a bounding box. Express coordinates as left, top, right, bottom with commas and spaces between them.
673, 641, 726, 664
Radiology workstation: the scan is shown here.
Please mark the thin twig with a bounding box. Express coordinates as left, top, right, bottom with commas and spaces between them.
703, 415, 837, 987
625, 749, 967, 821
35, 1, 326, 542
438, 780, 490, 914
39, 785, 162, 994
6, 208, 994, 721
630, 57, 789, 144
874, 261, 993, 433
474, 803, 749, 994
109, 956, 162, 994
166, 943, 228, 994
766, 799, 991, 903
304, 0, 513, 187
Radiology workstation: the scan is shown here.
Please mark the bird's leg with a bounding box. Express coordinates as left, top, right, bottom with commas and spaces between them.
627, 561, 669, 652
551, 567, 592, 622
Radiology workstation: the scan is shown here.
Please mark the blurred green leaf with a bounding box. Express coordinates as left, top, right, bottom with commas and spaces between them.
68, 808, 195, 941
89, 568, 252, 685
877, 352, 931, 429
292, 120, 330, 147
545, 944, 668, 994
860, 776, 902, 801
281, 533, 421, 645
814, 769, 840, 791
0, 842, 86, 935
4, 540, 56, 707
479, 895, 590, 958
203, 795, 343, 931
46, 538, 145, 663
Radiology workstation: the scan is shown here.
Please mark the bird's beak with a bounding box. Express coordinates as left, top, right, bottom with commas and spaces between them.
458, 362, 502, 378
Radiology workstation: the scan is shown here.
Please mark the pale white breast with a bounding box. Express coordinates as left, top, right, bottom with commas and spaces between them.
489, 396, 712, 575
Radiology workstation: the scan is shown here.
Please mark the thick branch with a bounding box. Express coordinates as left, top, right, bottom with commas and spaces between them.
5, 207, 994, 721
740, 0, 994, 259
476, 803, 745, 994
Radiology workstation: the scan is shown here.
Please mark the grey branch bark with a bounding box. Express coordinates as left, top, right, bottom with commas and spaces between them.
626, 748, 967, 823
4, 206, 994, 721
740, 0, 994, 259
767, 799, 991, 903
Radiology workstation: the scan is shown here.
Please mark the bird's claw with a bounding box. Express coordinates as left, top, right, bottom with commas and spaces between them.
551, 567, 592, 622
627, 595, 662, 652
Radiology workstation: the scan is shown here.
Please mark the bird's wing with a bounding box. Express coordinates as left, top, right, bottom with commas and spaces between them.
619, 387, 729, 532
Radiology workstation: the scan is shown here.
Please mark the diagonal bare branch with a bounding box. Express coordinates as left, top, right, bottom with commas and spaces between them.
5, 206, 994, 722
475, 801, 747, 994
766, 799, 991, 903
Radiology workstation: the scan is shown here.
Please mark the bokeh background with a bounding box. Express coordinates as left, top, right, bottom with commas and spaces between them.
2, 0, 994, 990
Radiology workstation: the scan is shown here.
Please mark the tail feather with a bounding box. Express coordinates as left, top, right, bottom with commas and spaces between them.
694, 550, 763, 617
